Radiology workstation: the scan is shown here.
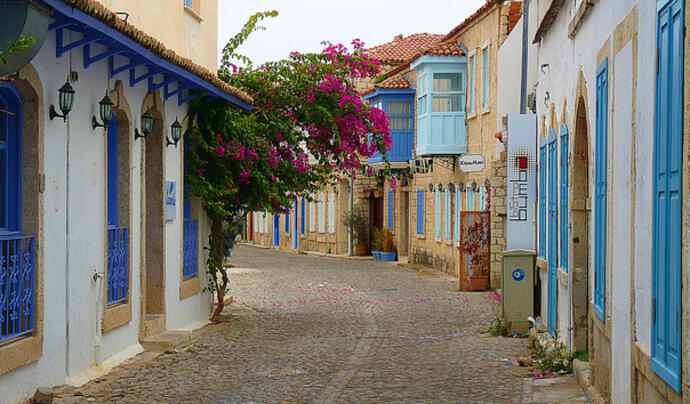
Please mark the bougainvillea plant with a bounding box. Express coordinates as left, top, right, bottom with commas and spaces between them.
185, 11, 392, 319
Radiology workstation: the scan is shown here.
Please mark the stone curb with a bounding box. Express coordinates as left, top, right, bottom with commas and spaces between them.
573, 358, 605, 404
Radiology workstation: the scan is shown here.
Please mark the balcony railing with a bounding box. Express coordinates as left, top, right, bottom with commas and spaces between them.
107, 227, 128, 305
183, 219, 198, 279
0, 235, 35, 343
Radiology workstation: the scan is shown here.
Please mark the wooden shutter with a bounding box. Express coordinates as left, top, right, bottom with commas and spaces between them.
594, 58, 608, 322
417, 190, 424, 234
388, 190, 394, 230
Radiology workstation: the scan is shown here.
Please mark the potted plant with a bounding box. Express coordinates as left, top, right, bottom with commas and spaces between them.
371, 227, 385, 260
379, 228, 397, 261
458, 213, 490, 291
343, 205, 369, 256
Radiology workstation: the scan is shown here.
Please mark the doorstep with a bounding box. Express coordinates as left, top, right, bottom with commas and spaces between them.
139, 330, 192, 353
572, 359, 606, 404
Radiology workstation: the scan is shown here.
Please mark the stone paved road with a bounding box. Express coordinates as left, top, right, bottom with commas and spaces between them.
78, 246, 533, 404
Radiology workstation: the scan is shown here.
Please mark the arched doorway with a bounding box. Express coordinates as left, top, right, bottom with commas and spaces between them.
571, 95, 590, 351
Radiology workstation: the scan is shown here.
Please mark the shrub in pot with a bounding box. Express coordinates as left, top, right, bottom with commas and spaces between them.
379, 228, 397, 261
343, 205, 369, 255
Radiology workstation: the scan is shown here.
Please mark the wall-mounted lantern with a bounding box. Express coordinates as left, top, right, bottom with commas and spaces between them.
92, 92, 113, 130
49, 79, 75, 121
437, 182, 443, 191
471, 180, 477, 191
458, 182, 465, 191
447, 182, 455, 189
166, 117, 182, 147
428, 183, 434, 192
135, 110, 154, 140
484, 179, 490, 187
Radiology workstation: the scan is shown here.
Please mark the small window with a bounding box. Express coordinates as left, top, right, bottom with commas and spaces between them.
433, 73, 461, 91
432, 73, 464, 112
386, 100, 412, 131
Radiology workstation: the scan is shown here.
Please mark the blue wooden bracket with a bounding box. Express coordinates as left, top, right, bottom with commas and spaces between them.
84, 43, 124, 69
109, 57, 145, 79
129, 66, 162, 87
178, 91, 198, 106
164, 82, 193, 100
55, 28, 98, 58
148, 75, 177, 94
48, 16, 74, 31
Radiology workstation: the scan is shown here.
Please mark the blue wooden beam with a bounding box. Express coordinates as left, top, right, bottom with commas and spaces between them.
164, 82, 193, 100
55, 28, 98, 58
109, 57, 145, 79
129, 66, 163, 87
178, 91, 199, 106
84, 43, 124, 69
148, 75, 178, 94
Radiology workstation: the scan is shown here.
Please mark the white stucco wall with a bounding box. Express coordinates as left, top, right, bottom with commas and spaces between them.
611, 41, 633, 404
1, 23, 212, 402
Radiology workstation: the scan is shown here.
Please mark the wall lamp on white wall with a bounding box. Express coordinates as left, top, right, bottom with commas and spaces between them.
166, 117, 182, 147
49, 79, 75, 122
92, 92, 114, 130
134, 110, 154, 140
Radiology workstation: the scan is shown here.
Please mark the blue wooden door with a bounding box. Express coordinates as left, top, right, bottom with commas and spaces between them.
652, 0, 684, 392
594, 58, 609, 322
273, 214, 280, 247
547, 131, 558, 335
293, 201, 298, 250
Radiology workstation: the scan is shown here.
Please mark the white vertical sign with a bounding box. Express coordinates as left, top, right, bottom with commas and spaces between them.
506, 114, 537, 251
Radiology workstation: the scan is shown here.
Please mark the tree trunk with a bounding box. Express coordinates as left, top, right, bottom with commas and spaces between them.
210, 226, 227, 321
212, 283, 227, 320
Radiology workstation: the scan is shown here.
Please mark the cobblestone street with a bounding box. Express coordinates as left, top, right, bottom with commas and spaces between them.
68, 246, 555, 403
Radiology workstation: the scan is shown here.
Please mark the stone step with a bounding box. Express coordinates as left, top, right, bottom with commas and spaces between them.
141, 314, 165, 338
140, 330, 191, 353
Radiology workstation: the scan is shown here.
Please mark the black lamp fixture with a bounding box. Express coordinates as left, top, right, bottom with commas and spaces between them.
471, 180, 477, 191
92, 92, 114, 129
135, 110, 154, 140
447, 182, 455, 189
49, 79, 75, 121
484, 179, 490, 187
167, 117, 182, 147
437, 182, 443, 191
428, 183, 434, 192
458, 181, 465, 191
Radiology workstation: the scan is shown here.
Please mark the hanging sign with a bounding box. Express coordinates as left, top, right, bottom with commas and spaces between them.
458, 154, 486, 172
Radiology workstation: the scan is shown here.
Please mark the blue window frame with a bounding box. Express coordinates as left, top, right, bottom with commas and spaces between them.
0, 83, 21, 233
300, 198, 306, 234
652, 0, 684, 392
479, 187, 487, 211
182, 139, 197, 279
416, 189, 424, 234
454, 186, 461, 241
388, 190, 394, 230
482, 47, 489, 108
435, 188, 441, 238
594, 58, 609, 323
467, 187, 474, 211
538, 139, 547, 258
184, 0, 193, 7
444, 188, 450, 240
0, 82, 36, 343
560, 124, 569, 271
107, 117, 119, 227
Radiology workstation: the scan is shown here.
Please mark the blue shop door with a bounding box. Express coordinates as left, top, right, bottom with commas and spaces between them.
547, 132, 558, 336
273, 215, 280, 247
292, 201, 298, 250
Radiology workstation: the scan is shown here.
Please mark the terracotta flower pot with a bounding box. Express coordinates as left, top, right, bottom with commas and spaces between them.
354, 242, 368, 256
469, 275, 488, 291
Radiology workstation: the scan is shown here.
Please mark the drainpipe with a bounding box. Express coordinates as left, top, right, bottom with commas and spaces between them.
64, 36, 72, 377
519, 0, 530, 114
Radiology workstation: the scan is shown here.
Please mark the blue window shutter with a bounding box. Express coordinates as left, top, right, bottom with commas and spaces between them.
107, 117, 119, 227
388, 190, 394, 230
285, 212, 290, 233
560, 125, 569, 270
444, 189, 450, 239
652, 0, 684, 392
483, 49, 489, 107
538, 139, 547, 257
594, 58, 609, 323
435, 189, 441, 238
301, 198, 306, 234
479, 187, 487, 211
455, 186, 461, 240
469, 56, 475, 113
467, 188, 474, 211
417, 190, 424, 234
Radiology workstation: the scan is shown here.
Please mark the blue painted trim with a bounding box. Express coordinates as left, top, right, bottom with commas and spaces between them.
55, 28, 98, 58
538, 138, 546, 258
130, 66, 163, 87
107, 117, 119, 227
444, 188, 450, 239
44, 0, 252, 110
300, 199, 306, 235
273, 215, 280, 246
109, 57, 145, 79
547, 131, 558, 336
84, 43, 123, 69
410, 55, 467, 69
387, 190, 394, 230
148, 75, 178, 94
594, 58, 609, 323
435, 189, 441, 238
416, 189, 424, 235
362, 88, 416, 100
0, 82, 22, 234
165, 81, 193, 100
560, 124, 569, 271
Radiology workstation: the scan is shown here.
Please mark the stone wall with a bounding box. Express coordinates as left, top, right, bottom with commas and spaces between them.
489, 152, 507, 288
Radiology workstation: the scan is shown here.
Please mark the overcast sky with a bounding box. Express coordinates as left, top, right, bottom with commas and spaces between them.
217, 0, 488, 67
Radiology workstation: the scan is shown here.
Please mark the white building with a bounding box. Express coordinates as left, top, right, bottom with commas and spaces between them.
0, 1, 252, 402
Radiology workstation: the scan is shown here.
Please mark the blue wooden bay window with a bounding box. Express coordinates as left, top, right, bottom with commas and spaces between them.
365, 90, 415, 165
651, 0, 684, 392
538, 139, 547, 258
411, 56, 467, 156
388, 190, 394, 230
0, 82, 35, 343
594, 58, 609, 323
560, 124, 569, 271
416, 189, 424, 235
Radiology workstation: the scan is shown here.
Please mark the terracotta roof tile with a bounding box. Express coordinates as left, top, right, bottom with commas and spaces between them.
420, 40, 464, 57
367, 33, 445, 65
59, 0, 252, 105
361, 72, 412, 96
